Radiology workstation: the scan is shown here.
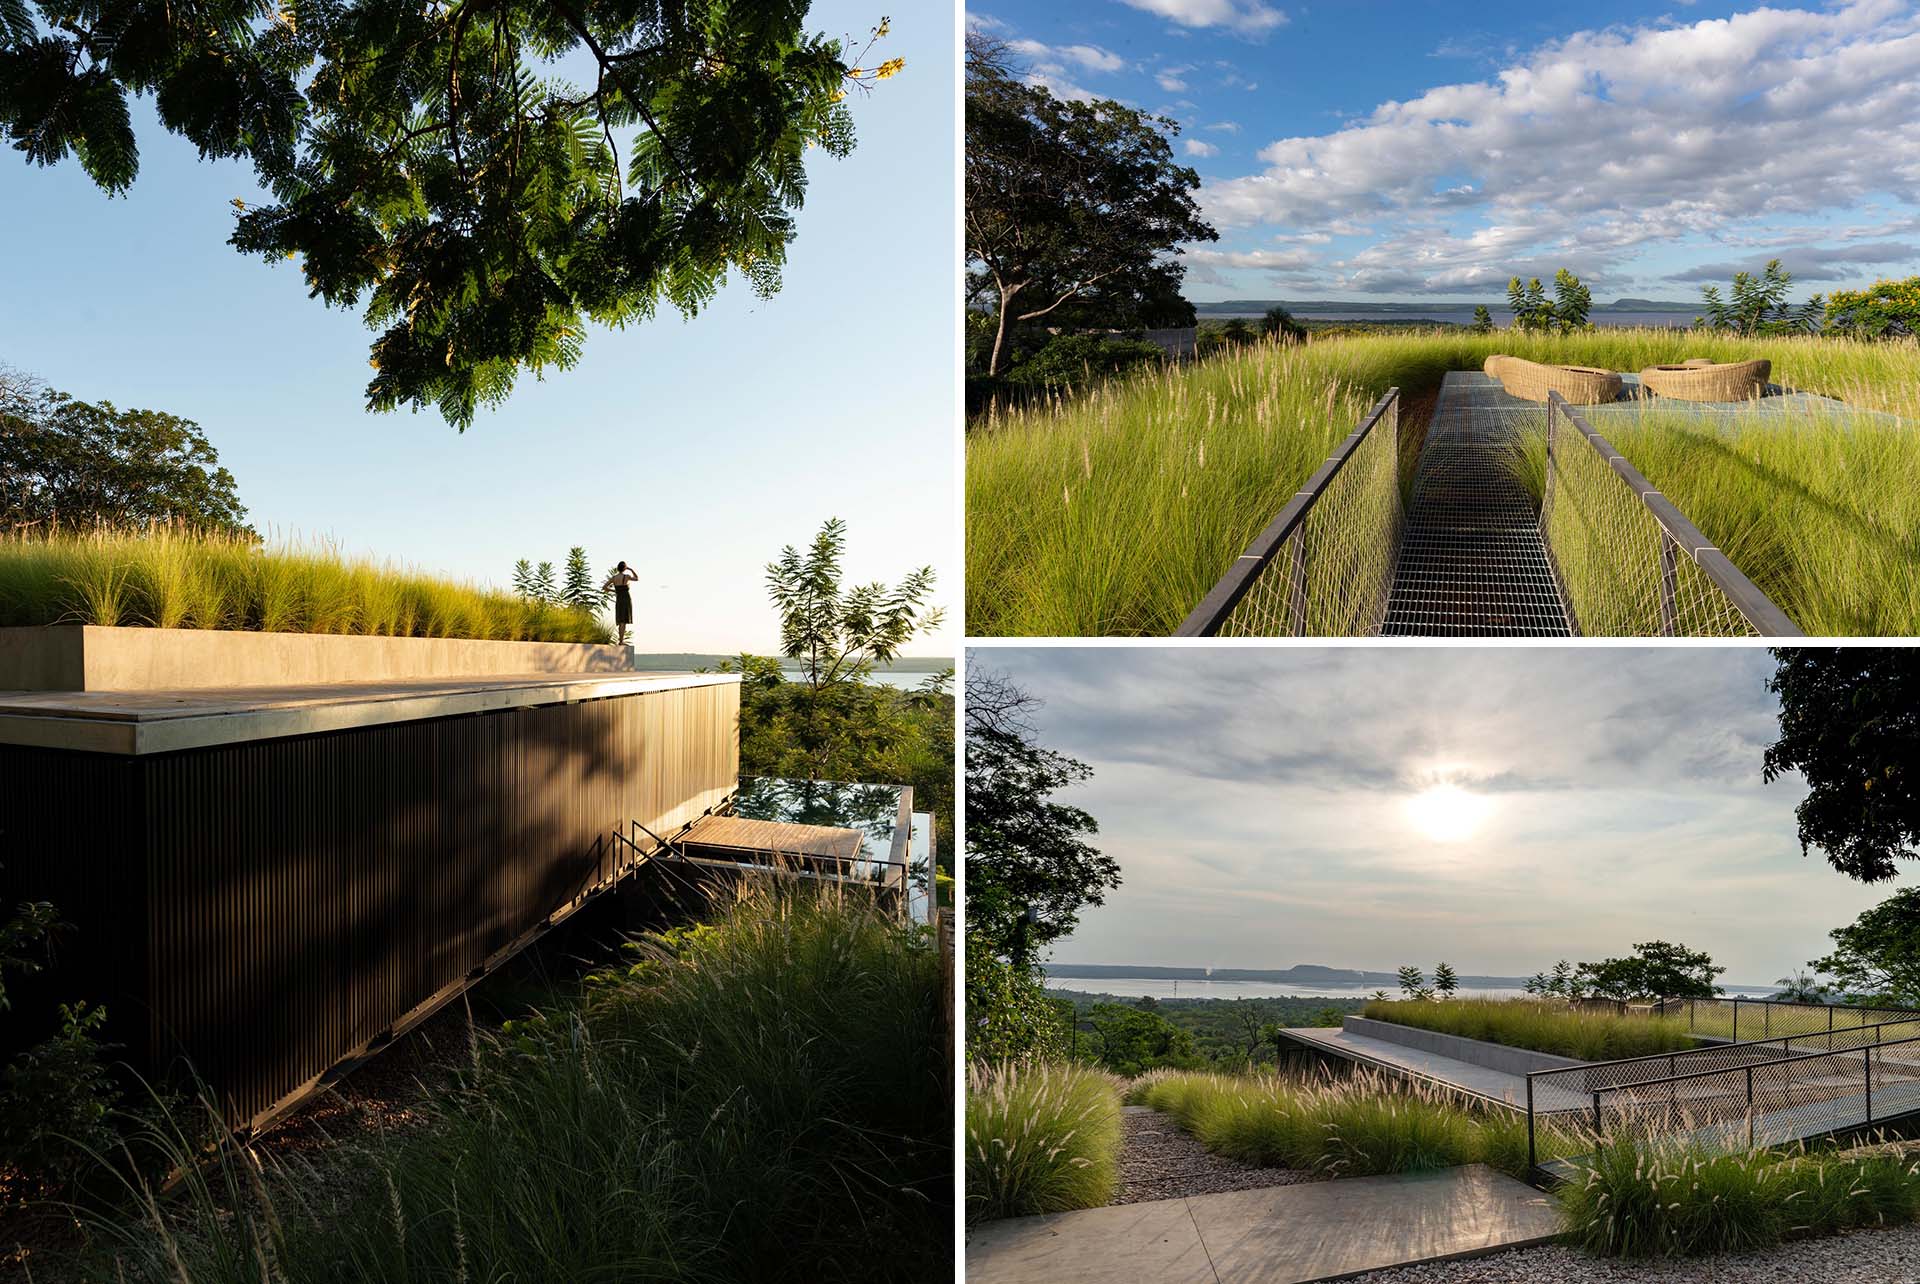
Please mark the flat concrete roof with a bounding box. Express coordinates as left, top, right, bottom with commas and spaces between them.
0, 671, 741, 755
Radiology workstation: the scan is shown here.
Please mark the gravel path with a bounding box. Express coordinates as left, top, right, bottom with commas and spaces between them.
1347, 1223, 1920, 1284
1113, 1105, 1320, 1204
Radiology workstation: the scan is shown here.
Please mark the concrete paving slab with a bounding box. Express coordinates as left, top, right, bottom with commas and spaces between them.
1190, 1166, 1561, 1284
967, 1196, 1217, 1284
967, 1165, 1562, 1284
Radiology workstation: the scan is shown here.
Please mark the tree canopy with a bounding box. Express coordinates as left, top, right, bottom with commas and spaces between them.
1506, 268, 1590, 332
0, 366, 249, 534
1810, 889, 1920, 1008
964, 668, 1115, 962
1697, 259, 1824, 335
1763, 648, 1920, 882
0, 3, 899, 429
1577, 940, 1724, 1001
964, 33, 1214, 378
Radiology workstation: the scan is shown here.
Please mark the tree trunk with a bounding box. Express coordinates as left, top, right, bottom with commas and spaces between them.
989, 281, 1022, 378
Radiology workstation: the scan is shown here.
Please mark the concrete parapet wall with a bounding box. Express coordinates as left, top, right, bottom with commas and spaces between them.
1344, 1016, 1587, 1076
0, 625, 633, 691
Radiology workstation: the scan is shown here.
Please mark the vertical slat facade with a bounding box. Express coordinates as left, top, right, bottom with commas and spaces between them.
0, 680, 738, 1128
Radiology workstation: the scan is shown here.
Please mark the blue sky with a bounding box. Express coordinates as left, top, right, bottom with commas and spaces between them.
972, 647, 1912, 985
0, 4, 955, 655
969, 0, 1920, 302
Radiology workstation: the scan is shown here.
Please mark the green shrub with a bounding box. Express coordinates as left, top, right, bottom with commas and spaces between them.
1363, 998, 1695, 1061
966, 1060, 1122, 1222
77, 883, 949, 1283
1558, 1132, 1920, 1258
1127, 1066, 1543, 1179
1826, 277, 1920, 338
965, 936, 1071, 1062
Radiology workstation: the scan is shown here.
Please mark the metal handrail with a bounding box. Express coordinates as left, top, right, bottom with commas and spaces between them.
1591, 1030, 1920, 1096
1544, 391, 1802, 636
1176, 387, 1401, 636
1522, 1015, 1920, 1085
1527, 1028, 1920, 1172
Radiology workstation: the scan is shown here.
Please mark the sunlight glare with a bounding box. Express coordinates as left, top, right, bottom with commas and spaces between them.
1405, 783, 1494, 843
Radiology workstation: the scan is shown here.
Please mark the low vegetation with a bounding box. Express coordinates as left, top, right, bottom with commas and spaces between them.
0, 527, 610, 642
1364, 998, 1695, 1061
1559, 1132, 1920, 1258
1127, 1066, 1539, 1179
1509, 401, 1920, 636
965, 1060, 1123, 1222
967, 329, 1920, 636
67, 884, 949, 1282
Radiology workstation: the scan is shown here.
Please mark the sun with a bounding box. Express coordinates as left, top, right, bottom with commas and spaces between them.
1405, 783, 1493, 843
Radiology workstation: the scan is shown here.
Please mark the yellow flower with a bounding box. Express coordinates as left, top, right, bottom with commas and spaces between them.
876, 57, 905, 80
828, 88, 846, 103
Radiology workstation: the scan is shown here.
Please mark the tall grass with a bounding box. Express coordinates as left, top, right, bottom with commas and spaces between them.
968, 329, 1920, 636
966, 1060, 1123, 1222
72, 883, 949, 1283
0, 526, 610, 643
1559, 1130, 1920, 1258
1126, 1066, 1541, 1179
1510, 400, 1920, 636
1363, 999, 1696, 1061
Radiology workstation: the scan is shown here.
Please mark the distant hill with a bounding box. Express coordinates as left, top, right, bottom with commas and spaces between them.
1044, 962, 1534, 989
631, 653, 953, 673
1193, 298, 1697, 315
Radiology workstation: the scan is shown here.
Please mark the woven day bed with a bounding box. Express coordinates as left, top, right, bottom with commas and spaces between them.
1638, 358, 1771, 402
1489, 356, 1624, 405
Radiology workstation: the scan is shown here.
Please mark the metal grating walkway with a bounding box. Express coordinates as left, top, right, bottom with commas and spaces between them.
1382, 372, 1573, 636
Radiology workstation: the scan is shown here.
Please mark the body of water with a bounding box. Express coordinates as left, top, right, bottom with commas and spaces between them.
1046, 975, 1781, 1001
777, 669, 939, 691
1203, 309, 1695, 329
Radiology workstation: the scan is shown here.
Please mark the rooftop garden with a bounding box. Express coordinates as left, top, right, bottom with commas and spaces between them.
967, 329, 1920, 636
1361, 998, 1697, 1062
0, 527, 611, 643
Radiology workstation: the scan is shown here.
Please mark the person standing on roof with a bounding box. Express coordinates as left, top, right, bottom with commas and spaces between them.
602, 560, 639, 646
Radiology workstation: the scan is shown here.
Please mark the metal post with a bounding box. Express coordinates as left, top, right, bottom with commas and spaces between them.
1764, 1004, 1770, 1038
1592, 1091, 1603, 1141
1658, 531, 1679, 636
1542, 399, 1558, 530
1829, 1007, 1835, 1034
1866, 1047, 1873, 1123
1287, 533, 1308, 635
1733, 1000, 1739, 1043
1527, 1076, 1537, 1171
1746, 1065, 1755, 1148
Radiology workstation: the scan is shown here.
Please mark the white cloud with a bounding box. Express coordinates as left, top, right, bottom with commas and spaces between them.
1009, 38, 1126, 73
1199, 0, 1920, 293
1117, 0, 1289, 38
1205, 121, 1242, 134
1158, 72, 1190, 90
1184, 138, 1220, 157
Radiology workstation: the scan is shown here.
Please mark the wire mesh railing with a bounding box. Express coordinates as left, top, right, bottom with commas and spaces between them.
1541, 391, 1802, 637
1527, 1033, 1920, 1168
1176, 388, 1403, 636
1525, 1001, 1920, 1171
1681, 995, 1920, 1044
